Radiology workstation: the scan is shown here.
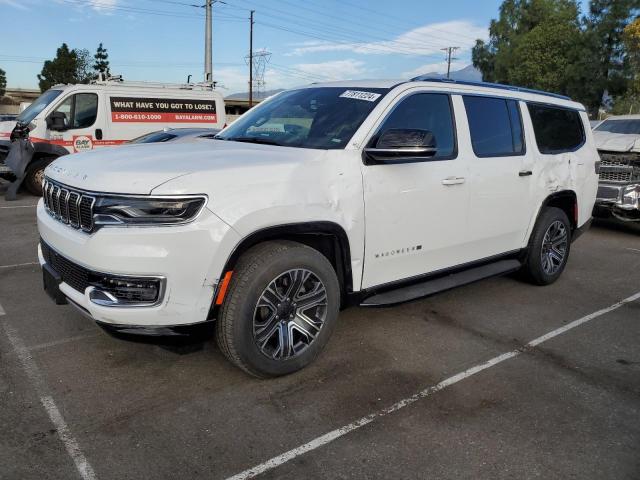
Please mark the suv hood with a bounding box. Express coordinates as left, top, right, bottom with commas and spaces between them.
593, 130, 640, 152
45, 140, 325, 194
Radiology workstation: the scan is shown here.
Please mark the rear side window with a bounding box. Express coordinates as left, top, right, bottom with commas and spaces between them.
463, 96, 524, 157
527, 103, 584, 154
377, 93, 456, 159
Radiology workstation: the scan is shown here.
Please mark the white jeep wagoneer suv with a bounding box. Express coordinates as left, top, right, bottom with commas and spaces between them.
37, 78, 599, 377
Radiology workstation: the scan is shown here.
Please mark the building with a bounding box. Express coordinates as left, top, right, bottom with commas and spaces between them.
0, 88, 41, 115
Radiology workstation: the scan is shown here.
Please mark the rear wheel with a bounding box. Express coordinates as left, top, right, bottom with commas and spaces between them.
216, 240, 340, 377
521, 207, 571, 285
24, 158, 53, 196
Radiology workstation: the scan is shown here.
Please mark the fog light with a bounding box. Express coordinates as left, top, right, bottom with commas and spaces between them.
88, 275, 165, 307
621, 184, 640, 209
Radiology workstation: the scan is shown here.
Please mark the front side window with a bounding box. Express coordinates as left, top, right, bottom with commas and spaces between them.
216, 87, 388, 149
527, 103, 584, 154
373, 93, 456, 159
53, 93, 99, 130
463, 96, 524, 157
594, 119, 640, 135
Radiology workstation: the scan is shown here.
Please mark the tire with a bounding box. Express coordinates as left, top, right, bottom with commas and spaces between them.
521, 207, 572, 285
216, 240, 341, 377
24, 158, 53, 196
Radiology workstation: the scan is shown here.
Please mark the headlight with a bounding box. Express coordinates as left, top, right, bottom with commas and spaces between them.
93, 195, 206, 226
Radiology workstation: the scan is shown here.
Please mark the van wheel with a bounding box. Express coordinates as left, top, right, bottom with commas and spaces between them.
521, 207, 572, 285
216, 241, 340, 377
24, 158, 52, 196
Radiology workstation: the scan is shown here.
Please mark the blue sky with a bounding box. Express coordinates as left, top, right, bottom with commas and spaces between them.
0, 0, 591, 95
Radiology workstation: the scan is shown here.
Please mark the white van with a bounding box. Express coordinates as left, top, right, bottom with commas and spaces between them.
0, 77, 226, 195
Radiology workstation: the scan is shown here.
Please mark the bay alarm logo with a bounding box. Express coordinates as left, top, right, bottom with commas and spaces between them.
73, 135, 93, 152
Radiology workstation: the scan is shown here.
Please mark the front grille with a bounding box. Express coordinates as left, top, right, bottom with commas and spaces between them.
41, 240, 90, 294
599, 170, 632, 183
598, 152, 640, 184
43, 178, 95, 232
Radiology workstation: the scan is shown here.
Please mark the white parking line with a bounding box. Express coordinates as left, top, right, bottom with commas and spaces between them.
626, 248, 640, 253
28, 332, 102, 352
0, 301, 97, 480
0, 261, 39, 269
225, 291, 640, 480
0, 204, 38, 209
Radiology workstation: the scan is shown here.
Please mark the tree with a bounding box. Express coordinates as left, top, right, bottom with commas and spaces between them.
75, 49, 95, 83
473, 0, 639, 114
473, 0, 583, 94
0, 68, 6, 97
613, 16, 640, 113
93, 43, 110, 77
37, 43, 78, 92
580, 1, 640, 113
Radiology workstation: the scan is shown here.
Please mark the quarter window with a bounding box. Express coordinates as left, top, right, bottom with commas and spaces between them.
463, 96, 524, 157
527, 103, 584, 154
375, 93, 456, 159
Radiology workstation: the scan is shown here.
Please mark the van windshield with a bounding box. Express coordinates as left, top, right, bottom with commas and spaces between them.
216, 87, 388, 149
16, 89, 63, 124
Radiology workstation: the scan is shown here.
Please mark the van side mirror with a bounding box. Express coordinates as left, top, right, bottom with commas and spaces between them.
364, 128, 437, 164
46, 111, 68, 131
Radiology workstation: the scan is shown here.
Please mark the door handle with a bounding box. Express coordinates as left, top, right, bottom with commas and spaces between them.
95, 128, 103, 140
518, 170, 532, 177
441, 176, 466, 185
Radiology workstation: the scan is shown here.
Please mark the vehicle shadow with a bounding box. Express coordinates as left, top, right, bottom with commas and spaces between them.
98, 322, 216, 355
592, 217, 640, 235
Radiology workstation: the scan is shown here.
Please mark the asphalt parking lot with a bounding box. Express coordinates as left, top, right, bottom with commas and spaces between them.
1, 188, 639, 480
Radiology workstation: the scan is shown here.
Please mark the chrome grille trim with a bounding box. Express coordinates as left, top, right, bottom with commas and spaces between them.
43, 178, 96, 233
59, 188, 70, 223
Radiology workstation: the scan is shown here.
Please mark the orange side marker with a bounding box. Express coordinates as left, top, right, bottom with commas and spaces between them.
215, 271, 233, 305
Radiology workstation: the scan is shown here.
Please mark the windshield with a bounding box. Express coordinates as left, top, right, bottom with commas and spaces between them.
16, 89, 63, 124
595, 119, 640, 135
128, 131, 178, 143
216, 87, 388, 149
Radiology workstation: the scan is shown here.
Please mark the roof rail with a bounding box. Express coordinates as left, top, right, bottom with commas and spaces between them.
90, 74, 217, 91
409, 76, 571, 101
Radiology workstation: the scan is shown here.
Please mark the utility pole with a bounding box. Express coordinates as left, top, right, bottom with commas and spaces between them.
441, 47, 459, 79
204, 0, 212, 82
249, 10, 254, 107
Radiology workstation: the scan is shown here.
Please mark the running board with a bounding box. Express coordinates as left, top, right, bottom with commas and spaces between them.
360, 259, 522, 307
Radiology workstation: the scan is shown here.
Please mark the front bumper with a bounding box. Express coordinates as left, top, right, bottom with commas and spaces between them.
595, 183, 640, 220
37, 200, 240, 328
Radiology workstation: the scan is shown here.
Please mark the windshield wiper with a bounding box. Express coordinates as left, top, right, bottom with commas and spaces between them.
225, 136, 283, 146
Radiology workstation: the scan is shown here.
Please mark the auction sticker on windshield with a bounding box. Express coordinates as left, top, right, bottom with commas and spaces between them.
339, 90, 382, 102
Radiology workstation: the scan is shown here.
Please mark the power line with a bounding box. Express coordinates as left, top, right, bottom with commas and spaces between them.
308, 0, 483, 43
228, 0, 453, 56
273, 0, 475, 48
60, 0, 245, 20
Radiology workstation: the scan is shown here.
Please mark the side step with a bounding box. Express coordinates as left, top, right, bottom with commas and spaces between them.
360, 259, 522, 307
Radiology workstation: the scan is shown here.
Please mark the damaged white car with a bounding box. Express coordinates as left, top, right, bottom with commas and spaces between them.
593, 115, 640, 221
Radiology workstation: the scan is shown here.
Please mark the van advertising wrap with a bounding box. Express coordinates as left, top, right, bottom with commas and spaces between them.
109, 97, 218, 123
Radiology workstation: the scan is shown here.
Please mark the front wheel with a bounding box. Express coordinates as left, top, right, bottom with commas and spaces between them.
521, 207, 572, 285
24, 158, 53, 196
216, 240, 340, 377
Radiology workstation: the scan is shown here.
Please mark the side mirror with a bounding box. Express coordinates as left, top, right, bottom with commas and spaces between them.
46, 111, 68, 131
364, 128, 437, 164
